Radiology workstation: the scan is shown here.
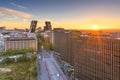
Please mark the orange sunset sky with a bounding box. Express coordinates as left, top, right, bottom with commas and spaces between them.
0, 0, 120, 29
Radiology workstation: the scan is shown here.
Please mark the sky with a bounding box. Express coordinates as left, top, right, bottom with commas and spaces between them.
0, 0, 120, 29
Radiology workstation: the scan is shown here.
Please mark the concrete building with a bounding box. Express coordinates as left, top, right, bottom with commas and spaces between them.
74, 36, 120, 80
9, 31, 27, 38
111, 32, 120, 38
53, 29, 69, 63
0, 33, 4, 51
68, 30, 81, 66
53, 29, 120, 80
4, 37, 37, 51
44, 21, 52, 31
0, 26, 5, 31
29, 20, 37, 33
53, 29, 80, 66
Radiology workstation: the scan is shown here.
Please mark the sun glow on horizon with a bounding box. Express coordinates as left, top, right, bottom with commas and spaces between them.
93, 25, 99, 30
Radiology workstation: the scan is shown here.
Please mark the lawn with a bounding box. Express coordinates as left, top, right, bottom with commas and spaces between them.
0, 57, 37, 80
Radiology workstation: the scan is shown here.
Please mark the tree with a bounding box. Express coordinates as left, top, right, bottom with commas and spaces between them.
50, 43, 54, 50
5, 49, 13, 55
1, 58, 15, 64
17, 55, 30, 62
0, 52, 5, 56
5, 49, 29, 55
30, 55, 37, 61
44, 41, 54, 51
37, 34, 45, 50
44, 41, 50, 50
31, 66, 37, 77
28, 47, 34, 53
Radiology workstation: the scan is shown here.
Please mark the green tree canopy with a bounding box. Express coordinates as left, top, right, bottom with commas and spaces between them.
37, 34, 45, 50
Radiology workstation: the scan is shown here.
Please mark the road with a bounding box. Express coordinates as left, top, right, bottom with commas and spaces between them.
37, 50, 68, 80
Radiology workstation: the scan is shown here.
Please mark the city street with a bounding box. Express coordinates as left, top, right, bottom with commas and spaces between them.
37, 50, 68, 80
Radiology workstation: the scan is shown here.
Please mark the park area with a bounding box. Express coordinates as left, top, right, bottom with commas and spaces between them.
0, 55, 37, 80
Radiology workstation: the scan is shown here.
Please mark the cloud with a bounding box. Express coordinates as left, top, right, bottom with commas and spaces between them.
11, 2, 26, 9
0, 7, 32, 18
0, 12, 4, 16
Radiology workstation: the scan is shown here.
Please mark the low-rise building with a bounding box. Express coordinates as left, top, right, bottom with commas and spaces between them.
0, 33, 4, 51
4, 37, 37, 51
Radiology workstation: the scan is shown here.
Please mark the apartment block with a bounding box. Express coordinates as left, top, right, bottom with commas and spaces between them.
4, 37, 37, 51
53, 29, 120, 80
74, 36, 120, 80
53, 29, 80, 66
53, 29, 69, 62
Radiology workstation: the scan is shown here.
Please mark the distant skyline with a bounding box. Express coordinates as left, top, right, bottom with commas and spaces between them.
0, 0, 120, 29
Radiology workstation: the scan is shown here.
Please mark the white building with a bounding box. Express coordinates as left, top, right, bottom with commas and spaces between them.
0, 33, 4, 51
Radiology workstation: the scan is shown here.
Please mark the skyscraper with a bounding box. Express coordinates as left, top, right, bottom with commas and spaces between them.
44, 21, 52, 31
29, 20, 37, 33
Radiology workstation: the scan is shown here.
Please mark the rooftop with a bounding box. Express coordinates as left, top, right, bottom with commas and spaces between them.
5, 37, 36, 41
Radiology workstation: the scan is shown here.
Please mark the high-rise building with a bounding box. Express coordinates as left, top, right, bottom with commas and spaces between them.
68, 30, 81, 66
53, 28, 69, 62
74, 37, 120, 80
29, 20, 37, 33
52, 30, 120, 80
53, 29, 80, 66
44, 21, 52, 31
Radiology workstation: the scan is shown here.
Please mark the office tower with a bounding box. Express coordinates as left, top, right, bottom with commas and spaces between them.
68, 30, 81, 66
53, 29, 120, 80
53, 29, 69, 62
53, 29, 80, 66
44, 21, 52, 31
29, 20, 37, 33
74, 37, 120, 80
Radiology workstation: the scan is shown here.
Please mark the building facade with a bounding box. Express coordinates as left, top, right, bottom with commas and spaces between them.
53, 29, 120, 80
53, 29, 80, 66
29, 20, 37, 33
4, 37, 37, 51
74, 36, 120, 80
44, 21, 52, 31
53, 29, 69, 62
